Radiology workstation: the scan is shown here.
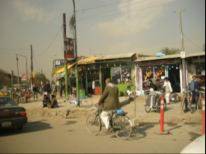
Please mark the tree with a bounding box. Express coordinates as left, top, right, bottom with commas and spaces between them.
33, 73, 49, 86
161, 47, 181, 55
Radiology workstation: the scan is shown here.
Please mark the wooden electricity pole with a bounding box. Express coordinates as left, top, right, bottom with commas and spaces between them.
63, 13, 69, 98
72, 0, 80, 107
16, 54, 20, 88
30, 45, 34, 85
11, 70, 14, 99
178, 10, 187, 91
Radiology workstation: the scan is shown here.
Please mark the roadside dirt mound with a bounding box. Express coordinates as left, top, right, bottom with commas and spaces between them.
26, 106, 90, 120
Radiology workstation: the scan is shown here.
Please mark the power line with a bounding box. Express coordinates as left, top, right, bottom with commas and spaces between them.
76, 0, 121, 13
77, 0, 139, 21
184, 34, 204, 50
0, 48, 29, 52
76, 2, 171, 23
38, 27, 62, 57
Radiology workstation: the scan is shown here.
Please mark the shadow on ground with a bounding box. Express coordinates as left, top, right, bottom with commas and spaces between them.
0, 121, 52, 137
129, 121, 183, 140
129, 122, 156, 140
188, 131, 201, 141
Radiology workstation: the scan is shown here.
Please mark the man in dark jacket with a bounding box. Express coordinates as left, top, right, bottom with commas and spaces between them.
43, 82, 52, 94
189, 75, 200, 108
98, 78, 120, 130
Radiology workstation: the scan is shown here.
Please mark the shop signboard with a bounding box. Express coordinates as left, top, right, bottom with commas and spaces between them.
64, 37, 75, 60
53, 59, 65, 68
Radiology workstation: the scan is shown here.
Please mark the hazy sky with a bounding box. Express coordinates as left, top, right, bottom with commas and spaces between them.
0, 0, 205, 79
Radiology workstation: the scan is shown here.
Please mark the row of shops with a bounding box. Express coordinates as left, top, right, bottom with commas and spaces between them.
52, 52, 205, 97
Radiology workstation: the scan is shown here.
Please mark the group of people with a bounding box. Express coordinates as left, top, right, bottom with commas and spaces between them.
96, 74, 203, 133
145, 77, 173, 104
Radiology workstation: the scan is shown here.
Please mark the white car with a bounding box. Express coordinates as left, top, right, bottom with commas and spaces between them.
181, 135, 205, 154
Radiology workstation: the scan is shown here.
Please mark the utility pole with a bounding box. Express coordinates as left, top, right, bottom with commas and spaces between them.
63, 13, 69, 98
11, 70, 14, 99
72, 0, 80, 107
179, 10, 185, 51
18, 54, 28, 82
177, 10, 187, 92
30, 45, 34, 86
16, 54, 20, 88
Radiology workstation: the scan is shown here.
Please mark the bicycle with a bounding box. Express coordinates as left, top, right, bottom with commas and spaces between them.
198, 88, 205, 110
181, 90, 198, 113
86, 106, 134, 139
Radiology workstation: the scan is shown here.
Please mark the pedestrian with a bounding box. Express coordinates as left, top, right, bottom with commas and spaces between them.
188, 75, 200, 108
43, 81, 52, 94
33, 84, 39, 101
92, 80, 95, 95
60, 81, 65, 97
98, 78, 120, 132
163, 77, 173, 104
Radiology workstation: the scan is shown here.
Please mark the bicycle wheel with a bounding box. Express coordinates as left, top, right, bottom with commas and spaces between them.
181, 95, 188, 113
145, 96, 151, 113
113, 116, 132, 139
145, 105, 151, 113
86, 110, 102, 135
188, 94, 196, 113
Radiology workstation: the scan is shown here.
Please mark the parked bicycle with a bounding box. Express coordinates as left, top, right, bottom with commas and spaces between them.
181, 90, 198, 113
144, 88, 166, 113
197, 87, 205, 110
86, 106, 134, 139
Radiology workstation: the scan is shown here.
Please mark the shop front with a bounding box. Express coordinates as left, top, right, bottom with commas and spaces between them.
185, 53, 205, 87
76, 53, 137, 96
95, 54, 137, 96
136, 55, 182, 94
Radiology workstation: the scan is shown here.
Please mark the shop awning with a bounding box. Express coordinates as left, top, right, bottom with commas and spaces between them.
52, 56, 97, 77
52, 63, 75, 77
77, 56, 98, 65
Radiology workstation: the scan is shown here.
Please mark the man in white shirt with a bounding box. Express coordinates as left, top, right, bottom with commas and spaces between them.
163, 77, 173, 104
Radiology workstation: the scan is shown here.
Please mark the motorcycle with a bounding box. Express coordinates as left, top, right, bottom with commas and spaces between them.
43, 92, 58, 108
43, 92, 51, 108
145, 88, 167, 113
50, 93, 59, 108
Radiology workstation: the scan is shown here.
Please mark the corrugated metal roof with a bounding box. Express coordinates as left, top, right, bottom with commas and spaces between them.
136, 51, 205, 62
136, 54, 181, 62
77, 56, 98, 65
96, 53, 136, 61
185, 51, 205, 58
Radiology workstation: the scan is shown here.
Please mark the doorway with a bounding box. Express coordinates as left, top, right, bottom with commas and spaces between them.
168, 64, 181, 92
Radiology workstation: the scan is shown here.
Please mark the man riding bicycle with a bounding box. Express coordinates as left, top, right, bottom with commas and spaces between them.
98, 78, 120, 132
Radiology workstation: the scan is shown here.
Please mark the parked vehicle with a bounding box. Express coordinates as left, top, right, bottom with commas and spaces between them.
181, 135, 205, 154
145, 88, 166, 113
0, 96, 27, 130
170, 93, 181, 103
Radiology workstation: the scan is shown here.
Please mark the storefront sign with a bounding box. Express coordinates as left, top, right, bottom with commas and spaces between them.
64, 37, 75, 60
53, 59, 65, 68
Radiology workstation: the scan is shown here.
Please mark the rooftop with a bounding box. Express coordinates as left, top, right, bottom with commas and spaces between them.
136, 51, 205, 62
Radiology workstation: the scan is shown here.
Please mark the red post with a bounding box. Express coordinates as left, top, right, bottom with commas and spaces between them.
160, 96, 165, 133
201, 97, 205, 135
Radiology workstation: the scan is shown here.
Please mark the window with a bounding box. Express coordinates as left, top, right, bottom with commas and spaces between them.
0, 97, 16, 108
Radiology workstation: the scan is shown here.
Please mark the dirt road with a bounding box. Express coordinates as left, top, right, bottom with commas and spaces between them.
0, 96, 203, 153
